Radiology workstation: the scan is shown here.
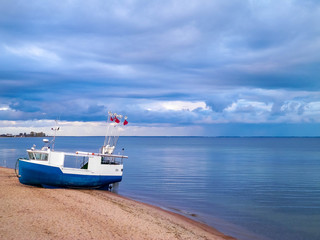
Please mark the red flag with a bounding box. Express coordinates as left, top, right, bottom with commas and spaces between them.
123, 119, 128, 125
115, 117, 120, 123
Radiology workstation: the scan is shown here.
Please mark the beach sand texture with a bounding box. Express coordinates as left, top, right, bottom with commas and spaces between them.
0, 167, 235, 240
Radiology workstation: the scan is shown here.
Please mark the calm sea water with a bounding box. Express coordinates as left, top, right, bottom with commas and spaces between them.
1, 136, 320, 240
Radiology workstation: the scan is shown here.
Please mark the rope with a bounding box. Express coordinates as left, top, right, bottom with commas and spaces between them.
15, 159, 21, 178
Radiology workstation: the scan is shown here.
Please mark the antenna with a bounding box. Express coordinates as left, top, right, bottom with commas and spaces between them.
51, 120, 60, 151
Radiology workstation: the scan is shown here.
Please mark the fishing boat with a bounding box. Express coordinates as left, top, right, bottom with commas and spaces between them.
16, 112, 129, 189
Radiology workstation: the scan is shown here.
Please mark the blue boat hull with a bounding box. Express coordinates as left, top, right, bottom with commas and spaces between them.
18, 160, 122, 189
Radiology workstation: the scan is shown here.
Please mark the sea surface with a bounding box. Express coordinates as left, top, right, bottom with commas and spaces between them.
1, 136, 320, 240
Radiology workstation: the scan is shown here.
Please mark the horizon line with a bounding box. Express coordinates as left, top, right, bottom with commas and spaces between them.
2, 135, 319, 138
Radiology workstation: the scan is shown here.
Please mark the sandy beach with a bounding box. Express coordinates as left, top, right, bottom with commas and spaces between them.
0, 167, 235, 240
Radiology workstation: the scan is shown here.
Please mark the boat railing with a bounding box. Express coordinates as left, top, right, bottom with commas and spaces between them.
73, 151, 128, 159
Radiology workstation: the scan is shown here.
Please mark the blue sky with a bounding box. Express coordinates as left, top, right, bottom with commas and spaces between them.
1, 0, 320, 136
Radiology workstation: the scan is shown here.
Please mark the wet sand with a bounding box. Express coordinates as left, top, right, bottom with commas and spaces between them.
0, 167, 235, 240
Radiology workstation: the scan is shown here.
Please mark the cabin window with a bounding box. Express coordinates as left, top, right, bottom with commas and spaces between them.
64, 155, 88, 168
28, 152, 35, 160
41, 153, 48, 160
101, 156, 120, 165
101, 156, 112, 164
32, 152, 48, 161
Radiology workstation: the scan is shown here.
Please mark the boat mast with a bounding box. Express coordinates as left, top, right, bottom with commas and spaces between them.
108, 114, 122, 147
102, 111, 128, 154
103, 111, 113, 147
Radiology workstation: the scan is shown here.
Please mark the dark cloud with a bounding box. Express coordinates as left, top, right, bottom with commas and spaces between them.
0, 0, 320, 134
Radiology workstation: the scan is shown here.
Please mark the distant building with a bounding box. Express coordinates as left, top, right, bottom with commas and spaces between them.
0, 132, 46, 137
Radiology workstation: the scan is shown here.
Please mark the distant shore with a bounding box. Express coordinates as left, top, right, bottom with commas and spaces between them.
0, 131, 46, 138
0, 167, 235, 240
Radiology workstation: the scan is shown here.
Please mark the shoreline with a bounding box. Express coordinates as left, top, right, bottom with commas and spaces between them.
0, 167, 235, 240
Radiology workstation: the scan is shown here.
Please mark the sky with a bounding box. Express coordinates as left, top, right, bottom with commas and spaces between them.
1, 0, 320, 136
